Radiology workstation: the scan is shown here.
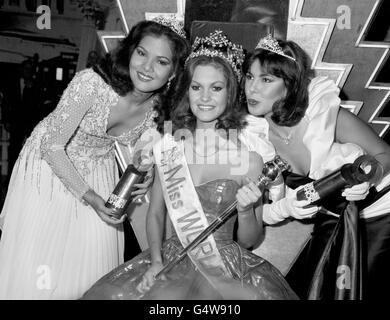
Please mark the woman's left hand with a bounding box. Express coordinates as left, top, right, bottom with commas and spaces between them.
236, 177, 262, 213
342, 182, 370, 201
131, 167, 155, 201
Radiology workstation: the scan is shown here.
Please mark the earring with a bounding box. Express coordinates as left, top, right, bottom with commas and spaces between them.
166, 79, 172, 90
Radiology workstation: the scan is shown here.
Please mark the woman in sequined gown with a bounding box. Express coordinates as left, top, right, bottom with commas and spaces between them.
0, 19, 189, 299
82, 31, 298, 300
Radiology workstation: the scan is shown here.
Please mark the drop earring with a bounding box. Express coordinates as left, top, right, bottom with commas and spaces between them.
166, 79, 172, 90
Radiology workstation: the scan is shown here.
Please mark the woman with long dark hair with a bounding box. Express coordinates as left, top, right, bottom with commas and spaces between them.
0, 17, 189, 299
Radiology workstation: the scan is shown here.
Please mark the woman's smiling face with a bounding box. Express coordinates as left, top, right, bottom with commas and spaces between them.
189, 64, 228, 127
129, 34, 174, 94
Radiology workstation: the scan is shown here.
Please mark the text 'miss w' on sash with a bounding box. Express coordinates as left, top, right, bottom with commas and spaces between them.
153, 134, 230, 285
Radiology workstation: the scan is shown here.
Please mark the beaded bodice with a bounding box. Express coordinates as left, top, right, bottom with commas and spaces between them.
27, 68, 157, 199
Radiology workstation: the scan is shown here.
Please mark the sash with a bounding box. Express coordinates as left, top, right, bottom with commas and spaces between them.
153, 135, 230, 286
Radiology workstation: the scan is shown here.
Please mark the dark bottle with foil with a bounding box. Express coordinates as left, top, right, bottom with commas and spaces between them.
105, 165, 147, 218
296, 155, 382, 204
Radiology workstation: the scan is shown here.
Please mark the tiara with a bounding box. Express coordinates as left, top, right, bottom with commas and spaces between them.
152, 15, 187, 39
186, 30, 245, 80
255, 34, 296, 61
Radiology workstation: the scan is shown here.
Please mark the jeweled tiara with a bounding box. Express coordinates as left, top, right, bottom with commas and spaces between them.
152, 15, 187, 39
255, 34, 296, 61
186, 30, 245, 80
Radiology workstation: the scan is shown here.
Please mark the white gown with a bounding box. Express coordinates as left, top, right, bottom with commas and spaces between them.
0, 69, 158, 299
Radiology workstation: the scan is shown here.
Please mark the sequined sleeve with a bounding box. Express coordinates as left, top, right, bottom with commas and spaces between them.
40, 69, 100, 200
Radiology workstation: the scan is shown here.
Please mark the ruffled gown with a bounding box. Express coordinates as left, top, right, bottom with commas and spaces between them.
244, 76, 390, 299
82, 179, 298, 300
0, 69, 158, 299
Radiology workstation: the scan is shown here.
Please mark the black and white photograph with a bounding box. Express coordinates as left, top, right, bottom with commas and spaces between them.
0, 0, 389, 305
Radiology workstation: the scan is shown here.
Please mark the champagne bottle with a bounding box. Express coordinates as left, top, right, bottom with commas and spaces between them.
105, 165, 147, 218
105, 144, 153, 218
296, 155, 382, 204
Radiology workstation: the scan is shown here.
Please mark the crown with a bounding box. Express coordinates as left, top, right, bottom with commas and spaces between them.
186, 30, 245, 80
255, 34, 296, 61
152, 15, 187, 39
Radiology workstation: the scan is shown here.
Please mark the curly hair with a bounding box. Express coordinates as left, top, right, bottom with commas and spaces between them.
242, 39, 314, 127
92, 20, 189, 124
168, 55, 247, 135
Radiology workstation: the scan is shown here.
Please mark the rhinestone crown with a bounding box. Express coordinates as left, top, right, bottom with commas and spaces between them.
255, 34, 296, 61
152, 15, 187, 39
186, 30, 245, 80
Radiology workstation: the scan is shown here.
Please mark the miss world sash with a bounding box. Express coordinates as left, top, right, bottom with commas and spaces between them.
153, 134, 229, 282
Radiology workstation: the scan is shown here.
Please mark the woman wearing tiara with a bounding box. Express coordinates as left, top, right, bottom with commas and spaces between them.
0, 18, 189, 299
82, 30, 298, 300
241, 34, 390, 299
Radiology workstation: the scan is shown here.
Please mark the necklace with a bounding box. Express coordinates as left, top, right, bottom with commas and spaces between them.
271, 126, 295, 145
187, 138, 228, 158
191, 143, 220, 158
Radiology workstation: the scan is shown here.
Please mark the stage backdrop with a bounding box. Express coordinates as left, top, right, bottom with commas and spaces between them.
185, 0, 289, 39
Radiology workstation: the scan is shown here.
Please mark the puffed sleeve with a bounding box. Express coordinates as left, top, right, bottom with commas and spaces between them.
304, 76, 364, 179
40, 69, 101, 200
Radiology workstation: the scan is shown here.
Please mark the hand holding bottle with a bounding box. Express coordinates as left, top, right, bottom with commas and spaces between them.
83, 189, 127, 225
263, 187, 319, 225
131, 167, 154, 201
342, 182, 370, 201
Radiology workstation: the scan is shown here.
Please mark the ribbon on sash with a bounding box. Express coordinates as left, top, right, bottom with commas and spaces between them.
153, 134, 230, 287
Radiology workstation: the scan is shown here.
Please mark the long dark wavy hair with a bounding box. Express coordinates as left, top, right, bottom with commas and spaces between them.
92, 20, 190, 126
242, 39, 314, 127
169, 55, 247, 135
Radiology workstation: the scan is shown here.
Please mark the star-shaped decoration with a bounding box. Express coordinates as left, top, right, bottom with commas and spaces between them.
97, 0, 128, 53
288, 0, 352, 88
356, 0, 390, 137
97, 0, 185, 53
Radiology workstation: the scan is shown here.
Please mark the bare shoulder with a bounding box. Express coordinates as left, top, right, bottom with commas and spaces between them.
247, 151, 264, 178
337, 107, 366, 127
336, 108, 389, 147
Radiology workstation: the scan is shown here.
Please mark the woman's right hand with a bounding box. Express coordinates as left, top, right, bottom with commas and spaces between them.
83, 189, 126, 225
284, 197, 319, 220
137, 262, 165, 293
263, 187, 320, 224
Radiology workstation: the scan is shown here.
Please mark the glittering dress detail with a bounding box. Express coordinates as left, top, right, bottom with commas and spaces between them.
0, 69, 158, 299
83, 179, 298, 300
